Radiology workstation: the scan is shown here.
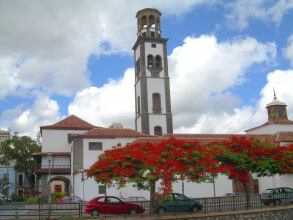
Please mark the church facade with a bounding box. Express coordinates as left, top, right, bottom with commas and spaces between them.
35, 8, 293, 201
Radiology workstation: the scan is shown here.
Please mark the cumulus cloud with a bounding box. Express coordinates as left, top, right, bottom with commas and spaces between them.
0, 0, 209, 98
284, 35, 293, 65
226, 0, 293, 30
69, 35, 276, 133
169, 35, 276, 129
0, 95, 61, 137
180, 69, 293, 134
68, 68, 135, 128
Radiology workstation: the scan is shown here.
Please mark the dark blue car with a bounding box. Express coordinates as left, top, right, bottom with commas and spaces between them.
156, 193, 202, 214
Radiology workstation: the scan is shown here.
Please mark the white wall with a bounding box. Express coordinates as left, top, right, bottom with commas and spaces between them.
247, 124, 293, 134
74, 175, 232, 201
82, 138, 136, 169
173, 175, 233, 198
73, 137, 137, 200
149, 115, 167, 135
42, 129, 87, 152
258, 175, 293, 193
147, 78, 166, 113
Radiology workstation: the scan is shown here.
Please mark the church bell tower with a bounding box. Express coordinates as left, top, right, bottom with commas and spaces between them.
133, 8, 173, 135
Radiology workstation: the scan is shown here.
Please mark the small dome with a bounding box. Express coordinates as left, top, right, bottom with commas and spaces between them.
266, 99, 287, 107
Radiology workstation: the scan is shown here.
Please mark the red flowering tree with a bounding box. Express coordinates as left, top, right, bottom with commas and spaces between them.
211, 136, 293, 207
87, 137, 213, 211
87, 135, 293, 210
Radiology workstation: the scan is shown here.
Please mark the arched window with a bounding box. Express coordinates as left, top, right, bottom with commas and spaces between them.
152, 93, 161, 113
147, 55, 154, 68
141, 16, 147, 27
154, 126, 162, 136
155, 55, 162, 69
149, 15, 155, 25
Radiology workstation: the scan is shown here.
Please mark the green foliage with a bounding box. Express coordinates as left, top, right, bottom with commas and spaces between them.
0, 175, 9, 198
11, 193, 24, 202
25, 196, 39, 204
0, 135, 41, 188
52, 192, 65, 202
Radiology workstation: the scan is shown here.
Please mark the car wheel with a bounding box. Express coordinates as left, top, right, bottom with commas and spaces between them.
91, 210, 99, 217
129, 209, 137, 215
192, 206, 200, 212
158, 207, 165, 215
274, 199, 282, 206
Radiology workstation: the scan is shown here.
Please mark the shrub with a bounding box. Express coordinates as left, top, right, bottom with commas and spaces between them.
25, 196, 39, 204
52, 192, 65, 203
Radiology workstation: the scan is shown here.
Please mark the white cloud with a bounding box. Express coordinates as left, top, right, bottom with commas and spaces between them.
226, 0, 293, 30
68, 68, 135, 128
284, 35, 293, 65
0, 95, 61, 137
69, 35, 276, 132
179, 69, 293, 134
169, 35, 276, 129
269, 0, 293, 23
0, 0, 209, 98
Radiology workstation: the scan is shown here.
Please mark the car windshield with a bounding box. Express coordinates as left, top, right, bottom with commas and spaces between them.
107, 197, 122, 203
174, 194, 189, 200
264, 189, 274, 194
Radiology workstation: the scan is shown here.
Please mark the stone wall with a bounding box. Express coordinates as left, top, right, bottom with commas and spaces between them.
149, 205, 293, 220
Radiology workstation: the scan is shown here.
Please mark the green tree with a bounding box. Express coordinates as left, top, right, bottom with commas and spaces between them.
0, 135, 41, 190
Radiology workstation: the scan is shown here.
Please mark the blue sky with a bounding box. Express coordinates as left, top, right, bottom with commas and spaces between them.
1, 0, 293, 136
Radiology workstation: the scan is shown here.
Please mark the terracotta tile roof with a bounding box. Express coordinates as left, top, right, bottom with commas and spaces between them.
275, 132, 293, 142
133, 134, 276, 145
40, 115, 96, 131
73, 127, 149, 139
246, 120, 293, 132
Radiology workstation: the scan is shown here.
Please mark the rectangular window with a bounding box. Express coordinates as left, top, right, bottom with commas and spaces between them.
18, 174, 23, 186
151, 43, 156, 48
136, 59, 140, 75
99, 185, 106, 194
89, 142, 103, 151
137, 96, 140, 114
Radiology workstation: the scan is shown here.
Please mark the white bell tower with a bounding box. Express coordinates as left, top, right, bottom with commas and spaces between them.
133, 8, 173, 136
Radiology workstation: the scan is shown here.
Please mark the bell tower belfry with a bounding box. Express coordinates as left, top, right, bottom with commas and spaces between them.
133, 8, 173, 136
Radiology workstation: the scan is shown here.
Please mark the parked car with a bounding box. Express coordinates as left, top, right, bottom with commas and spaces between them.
60, 195, 83, 203
156, 193, 202, 214
121, 196, 147, 202
261, 187, 293, 205
85, 196, 145, 216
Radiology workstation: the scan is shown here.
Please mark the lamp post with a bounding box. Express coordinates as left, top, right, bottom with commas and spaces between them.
47, 153, 52, 219
48, 154, 52, 202
79, 169, 85, 202
212, 175, 216, 197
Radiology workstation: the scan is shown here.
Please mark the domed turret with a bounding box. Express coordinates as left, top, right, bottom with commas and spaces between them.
266, 90, 288, 123
136, 8, 161, 39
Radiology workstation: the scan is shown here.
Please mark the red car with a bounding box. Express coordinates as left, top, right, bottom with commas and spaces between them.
85, 196, 145, 216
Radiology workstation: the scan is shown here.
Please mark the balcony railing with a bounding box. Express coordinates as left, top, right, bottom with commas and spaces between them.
41, 164, 71, 169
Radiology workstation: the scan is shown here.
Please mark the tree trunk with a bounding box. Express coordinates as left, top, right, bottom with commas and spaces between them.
149, 180, 156, 214
243, 182, 250, 209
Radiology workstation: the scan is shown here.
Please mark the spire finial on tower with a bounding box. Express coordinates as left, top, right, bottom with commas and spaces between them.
273, 88, 277, 100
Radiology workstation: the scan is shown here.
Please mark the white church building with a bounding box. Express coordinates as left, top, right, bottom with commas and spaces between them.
35, 8, 293, 201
